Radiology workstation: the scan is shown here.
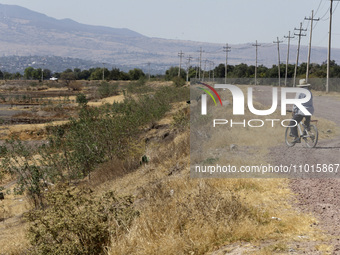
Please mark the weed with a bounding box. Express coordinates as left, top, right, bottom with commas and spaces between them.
25, 186, 138, 255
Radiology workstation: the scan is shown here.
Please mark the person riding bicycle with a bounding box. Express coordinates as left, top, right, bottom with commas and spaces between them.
290, 79, 314, 143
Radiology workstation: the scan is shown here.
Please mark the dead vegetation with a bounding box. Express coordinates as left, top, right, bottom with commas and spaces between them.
1, 82, 339, 254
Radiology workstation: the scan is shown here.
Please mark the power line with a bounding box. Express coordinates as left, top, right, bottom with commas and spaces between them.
273, 37, 283, 86
178, 50, 184, 77
223, 43, 231, 83
314, 0, 324, 16
284, 31, 294, 87
293, 22, 307, 87
252, 40, 261, 85
197, 47, 204, 80
305, 10, 320, 83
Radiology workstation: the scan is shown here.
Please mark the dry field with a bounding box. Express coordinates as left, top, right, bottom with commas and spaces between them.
0, 82, 339, 254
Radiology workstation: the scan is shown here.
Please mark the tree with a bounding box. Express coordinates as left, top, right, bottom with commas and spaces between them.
165, 66, 186, 80
60, 71, 76, 86
43, 69, 52, 80
214, 64, 225, 78
109, 68, 121, 80
232, 63, 249, 78
73, 68, 81, 80
79, 70, 91, 80
119, 71, 130, 80
128, 68, 145, 80
24, 67, 35, 80
13, 72, 22, 79
89, 68, 109, 80
32, 68, 42, 80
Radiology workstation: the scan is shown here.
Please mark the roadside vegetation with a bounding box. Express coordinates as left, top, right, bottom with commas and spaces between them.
0, 75, 339, 254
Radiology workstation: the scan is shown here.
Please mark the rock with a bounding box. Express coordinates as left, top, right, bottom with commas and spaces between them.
327, 129, 332, 133
230, 144, 237, 150
271, 216, 282, 221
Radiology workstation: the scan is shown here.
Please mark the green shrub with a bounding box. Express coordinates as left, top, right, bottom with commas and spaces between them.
0, 145, 7, 156
126, 78, 153, 94
171, 108, 189, 131
25, 187, 138, 255
97, 81, 119, 98
1, 140, 45, 208
76, 93, 88, 106
2, 85, 190, 202
172, 76, 186, 87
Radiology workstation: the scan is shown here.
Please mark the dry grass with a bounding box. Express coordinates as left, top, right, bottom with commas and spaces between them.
96, 94, 332, 254
0, 184, 31, 255
0, 84, 335, 254
99, 125, 321, 255
0, 120, 69, 140
87, 94, 125, 106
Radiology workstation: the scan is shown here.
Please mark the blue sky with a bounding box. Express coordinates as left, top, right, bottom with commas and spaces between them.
1, 0, 340, 48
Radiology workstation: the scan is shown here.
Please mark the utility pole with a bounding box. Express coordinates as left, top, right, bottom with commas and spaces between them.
284, 31, 294, 86
327, 0, 340, 92
293, 23, 307, 87
223, 43, 231, 84
252, 40, 261, 85
178, 50, 184, 77
198, 47, 204, 80
273, 37, 283, 86
203, 59, 208, 82
305, 10, 319, 83
186, 55, 193, 82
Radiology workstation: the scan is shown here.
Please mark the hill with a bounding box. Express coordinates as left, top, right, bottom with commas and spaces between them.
1, 3, 340, 73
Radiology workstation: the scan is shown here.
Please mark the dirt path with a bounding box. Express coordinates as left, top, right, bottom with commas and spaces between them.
253, 86, 340, 254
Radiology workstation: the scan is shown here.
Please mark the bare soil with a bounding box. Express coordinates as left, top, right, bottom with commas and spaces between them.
253, 86, 340, 254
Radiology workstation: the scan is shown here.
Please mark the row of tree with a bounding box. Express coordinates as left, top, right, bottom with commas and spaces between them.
169, 60, 340, 80
1, 60, 340, 81
0, 67, 147, 81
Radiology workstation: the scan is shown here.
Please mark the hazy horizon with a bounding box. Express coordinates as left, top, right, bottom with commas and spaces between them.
0, 0, 340, 48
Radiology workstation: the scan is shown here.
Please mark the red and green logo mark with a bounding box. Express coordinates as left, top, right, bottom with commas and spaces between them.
198, 82, 222, 106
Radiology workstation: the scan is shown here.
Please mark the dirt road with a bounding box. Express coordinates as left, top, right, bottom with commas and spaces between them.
253, 86, 340, 254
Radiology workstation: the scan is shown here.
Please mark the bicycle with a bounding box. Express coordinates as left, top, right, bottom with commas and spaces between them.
285, 114, 318, 148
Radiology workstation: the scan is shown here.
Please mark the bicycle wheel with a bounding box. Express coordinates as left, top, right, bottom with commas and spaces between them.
285, 127, 296, 147
303, 124, 318, 148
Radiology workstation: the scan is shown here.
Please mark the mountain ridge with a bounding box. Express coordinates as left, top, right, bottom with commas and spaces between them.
1, 3, 340, 73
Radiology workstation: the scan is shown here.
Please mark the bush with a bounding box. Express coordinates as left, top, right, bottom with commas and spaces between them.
25, 187, 138, 255
171, 107, 189, 131
97, 81, 119, 98
3, 85, 189, 203
172, 76, 186, 87
68, 81, 83, 91
0, 145, 7, 156
1, 140, 46, 208
76, 93, 88, 106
